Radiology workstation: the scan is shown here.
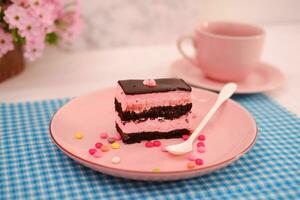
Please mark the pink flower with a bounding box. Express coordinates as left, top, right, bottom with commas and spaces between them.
28, 0, 42, 7
18, 14, 44, 39
36, 5, 56, 27
4, 4, 28, 30
46, 0, 64, 17
0, 29, 14, 57
24, 38, 45, 61
59, 15, 82, 43
2, 0, 82, 60
5, 4, 43, 39
5, 1, 61, 38
10, 0, 28, 7
30, 1, 59, 31
56, 0, 82, 44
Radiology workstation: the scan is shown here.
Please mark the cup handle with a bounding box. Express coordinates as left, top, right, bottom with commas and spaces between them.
177, 35, 198, 66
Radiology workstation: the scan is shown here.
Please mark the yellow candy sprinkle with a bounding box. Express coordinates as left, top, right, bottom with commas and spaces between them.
111, 142, 120, 149
152, 168, 160, 173
74, 132, 83, 139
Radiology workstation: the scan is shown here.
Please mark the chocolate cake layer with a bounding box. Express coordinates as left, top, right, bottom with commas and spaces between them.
115, 98, 192, 121
118, 78, 191, 95
116, 123, 190, 144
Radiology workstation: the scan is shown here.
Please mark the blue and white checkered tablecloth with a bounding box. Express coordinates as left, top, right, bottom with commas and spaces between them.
1, 94, 299, 200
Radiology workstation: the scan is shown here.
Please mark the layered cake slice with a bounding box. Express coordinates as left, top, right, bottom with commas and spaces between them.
115, 78, 192, 144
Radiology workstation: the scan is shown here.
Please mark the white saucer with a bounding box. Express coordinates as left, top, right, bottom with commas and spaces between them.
171, 59, 284, 94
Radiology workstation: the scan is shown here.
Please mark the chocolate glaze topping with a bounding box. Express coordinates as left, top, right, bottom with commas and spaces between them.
118, 78, 191, 95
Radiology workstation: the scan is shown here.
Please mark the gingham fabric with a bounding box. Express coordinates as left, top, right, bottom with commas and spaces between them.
1, 94, 299, 200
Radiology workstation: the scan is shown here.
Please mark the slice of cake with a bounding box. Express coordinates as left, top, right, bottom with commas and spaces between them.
115, 78, 192, 144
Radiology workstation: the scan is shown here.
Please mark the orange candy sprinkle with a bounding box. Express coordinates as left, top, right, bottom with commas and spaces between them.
101, 145, 110, 152
187, 162, 196, 169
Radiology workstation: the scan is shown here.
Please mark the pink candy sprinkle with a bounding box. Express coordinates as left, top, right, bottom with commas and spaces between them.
188, 154, 197, 161
113, 134, 121, 141
145, 141, 154, 148
93, 151, 102, 158
197, 146, 206, 153
100, 132, 108, 139
143, 79, 157, 87
182, 134, 189, 141
89, 148, 97, 155
197, 142, 205, 147
161, 146, 167, 152
95, 142, 103, 149
195, 158, 203, 165
153, 140, 161, 147
198, 135, 206, 141
145, 141, 162, 148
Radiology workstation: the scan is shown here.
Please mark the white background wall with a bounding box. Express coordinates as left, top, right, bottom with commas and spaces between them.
76, 0, 300, 51
199, 0, 300, 24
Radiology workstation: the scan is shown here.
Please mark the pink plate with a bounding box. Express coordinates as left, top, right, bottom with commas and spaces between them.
171, 59, 284, 94
50, 87, 257, 181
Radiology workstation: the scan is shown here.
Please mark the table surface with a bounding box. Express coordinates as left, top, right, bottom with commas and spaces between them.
0, 23, 299, 116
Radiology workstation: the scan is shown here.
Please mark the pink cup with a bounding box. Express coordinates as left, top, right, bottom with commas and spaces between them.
177, 21, 265, 82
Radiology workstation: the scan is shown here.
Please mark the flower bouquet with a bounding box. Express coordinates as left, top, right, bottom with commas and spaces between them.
0, 0, 81, 82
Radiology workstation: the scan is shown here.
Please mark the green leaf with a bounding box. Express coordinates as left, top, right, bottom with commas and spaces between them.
45, 32, 59, 44
11, 29, 26, 44
11, 29, 19, 42
18, 36, 26, 45
0, 10, 4, 19
0, 8, 5, 23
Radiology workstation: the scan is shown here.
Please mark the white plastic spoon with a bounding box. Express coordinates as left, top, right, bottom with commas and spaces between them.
166, 83, 237, 155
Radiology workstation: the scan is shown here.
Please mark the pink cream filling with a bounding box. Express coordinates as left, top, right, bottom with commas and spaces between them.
116, 113, 191, 133
116, 85, 191, 113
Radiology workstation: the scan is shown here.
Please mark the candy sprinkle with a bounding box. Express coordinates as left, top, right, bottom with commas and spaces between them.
100, 132, 108, 139
95, 142, 103, 149
93, 151, 102, 158
182, 134, 189, 141
101, 145, 110, 152
187, 162, 196, 169
197, 142, 205, 147
198, 135, 206, 141
197, 146, 206, 153
74, 132, 83, 139
112, 156, 121, 164
89, 148, 97, 155
113, 134, 122, 141
188, 153, 197, 161
153, 140, 161, 147
145, 141, 154, 148
111, 142, 120, 149
195, 158, 204, 165
152, 168, 160, 173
